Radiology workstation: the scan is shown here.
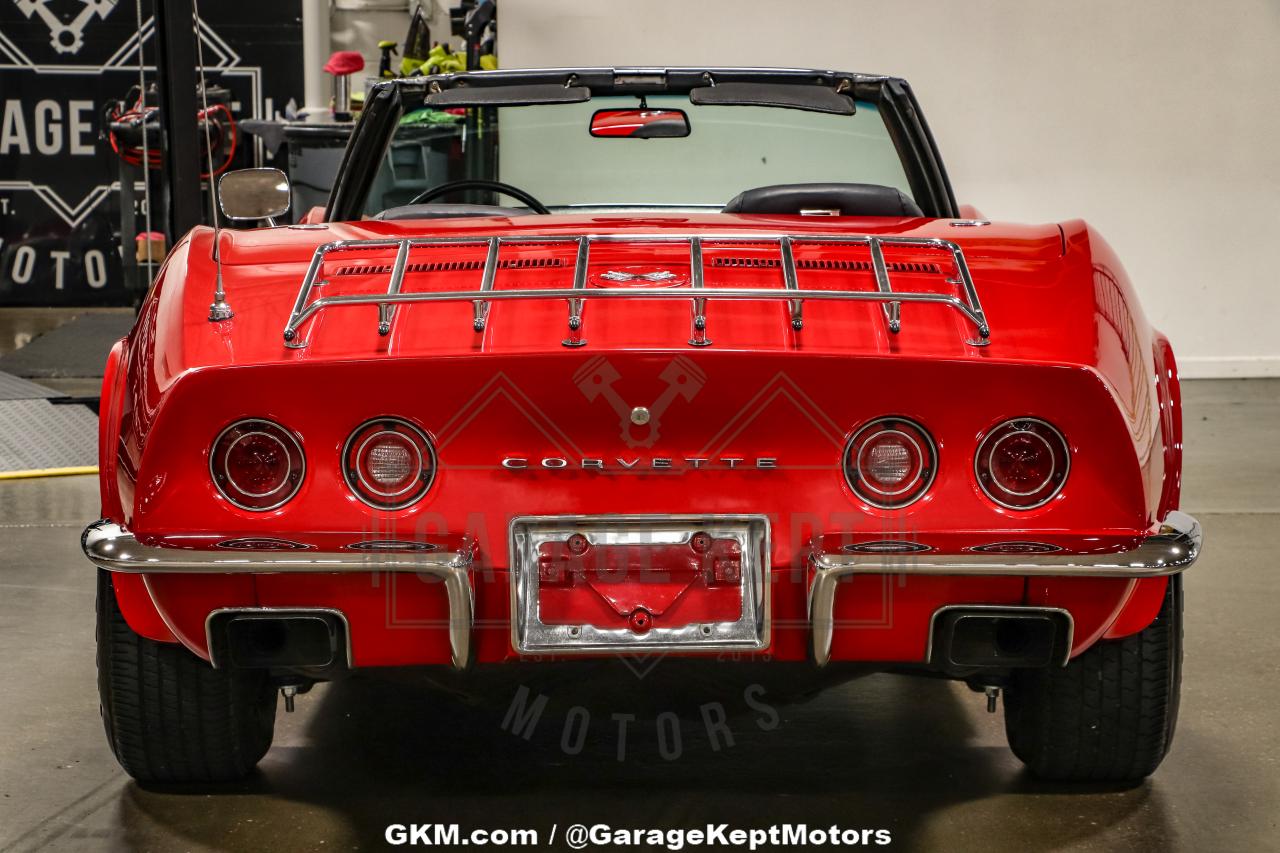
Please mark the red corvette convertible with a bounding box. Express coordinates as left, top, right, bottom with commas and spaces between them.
84, 68, 1199, 784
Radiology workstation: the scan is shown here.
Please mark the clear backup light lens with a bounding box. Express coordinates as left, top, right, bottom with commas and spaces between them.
343, 418, 436, 509
844, 417, 937, 508
864, 434, 913, 486
210, 419, 305, 511
366, 434, 415, 488
976, 418, 1070, 510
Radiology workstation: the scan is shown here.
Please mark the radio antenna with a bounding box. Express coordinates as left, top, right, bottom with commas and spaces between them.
133, 0, 154, 282
194, 0, 232, 322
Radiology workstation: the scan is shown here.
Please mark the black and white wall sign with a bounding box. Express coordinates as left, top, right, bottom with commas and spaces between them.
0, 0, 303, 306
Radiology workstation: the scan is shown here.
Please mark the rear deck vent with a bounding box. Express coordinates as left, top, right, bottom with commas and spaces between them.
335, 257, 564, 276
500, 257, 565, 269
796, 259, 941, 273
711, 257, 941, 274
712, 257, 780, 268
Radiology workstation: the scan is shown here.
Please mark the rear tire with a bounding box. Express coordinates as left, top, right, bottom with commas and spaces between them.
96, 570, 277, 783
1004, 575, 1183, 782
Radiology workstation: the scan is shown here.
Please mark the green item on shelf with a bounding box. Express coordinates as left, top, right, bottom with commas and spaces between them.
399, 107, 463, 126
423, 43, 466, 75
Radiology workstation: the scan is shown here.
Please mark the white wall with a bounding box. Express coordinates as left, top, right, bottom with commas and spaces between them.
500, 0, 1280, 378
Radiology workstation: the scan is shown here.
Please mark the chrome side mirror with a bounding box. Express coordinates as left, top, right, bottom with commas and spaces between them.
217, 168, 291, 223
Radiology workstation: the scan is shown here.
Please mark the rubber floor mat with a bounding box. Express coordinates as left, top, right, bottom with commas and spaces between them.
0, 312, 133, 378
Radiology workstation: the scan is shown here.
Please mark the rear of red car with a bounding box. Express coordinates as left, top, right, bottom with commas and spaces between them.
85, 68, 1198, 786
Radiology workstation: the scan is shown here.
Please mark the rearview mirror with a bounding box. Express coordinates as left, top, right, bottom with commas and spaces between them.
590, 108, 690, 139
217, 168, 291, 222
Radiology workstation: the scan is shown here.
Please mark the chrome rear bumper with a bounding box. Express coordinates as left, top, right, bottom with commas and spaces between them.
82, 520, 474, 669
83, 511, 1201, 672
808, 511, 1201, 666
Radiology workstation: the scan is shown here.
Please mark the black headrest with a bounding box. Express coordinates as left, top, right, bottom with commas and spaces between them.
722, 183, 923, 217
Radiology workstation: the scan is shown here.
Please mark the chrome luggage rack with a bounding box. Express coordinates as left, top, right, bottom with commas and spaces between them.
281, 233, 991, 349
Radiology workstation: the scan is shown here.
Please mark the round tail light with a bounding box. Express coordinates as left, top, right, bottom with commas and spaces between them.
843, 417, 937, 508
343, 417, 436, 509
210, 419, 305, 511
976, 418, 1069, 509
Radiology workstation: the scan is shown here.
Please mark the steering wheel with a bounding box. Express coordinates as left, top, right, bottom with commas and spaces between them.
406, 179, 551, 214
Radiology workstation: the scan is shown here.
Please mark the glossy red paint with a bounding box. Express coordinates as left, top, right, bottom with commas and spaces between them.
110, 573, 177, 643
96, 211, 1185, 667
1103, 577, 1170, 641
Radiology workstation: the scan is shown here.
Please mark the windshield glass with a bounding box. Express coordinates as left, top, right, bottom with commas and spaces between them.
363, 95, 912, 216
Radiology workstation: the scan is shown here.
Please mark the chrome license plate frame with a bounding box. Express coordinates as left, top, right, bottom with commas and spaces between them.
509, 515, 770, 655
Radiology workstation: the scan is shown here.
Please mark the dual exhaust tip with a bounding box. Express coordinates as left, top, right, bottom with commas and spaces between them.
208, 610, 347, 670
208, 605, 1072, 673
929, 606, 1073, 670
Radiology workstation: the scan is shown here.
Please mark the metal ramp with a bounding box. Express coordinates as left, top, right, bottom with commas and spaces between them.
0, 371, 97, 477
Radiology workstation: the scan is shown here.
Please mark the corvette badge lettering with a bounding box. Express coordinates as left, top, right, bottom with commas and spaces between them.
501, 456, 777, 470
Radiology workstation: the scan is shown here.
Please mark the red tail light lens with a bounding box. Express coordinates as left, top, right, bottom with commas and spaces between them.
210, 419, 305, 511
343, 418, 436, 509
976, 418, 1069, 509
844, 417, 937, 508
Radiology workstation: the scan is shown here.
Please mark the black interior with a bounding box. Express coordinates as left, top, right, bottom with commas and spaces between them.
376, 180, 926, 221
722, 182, 923, 217
406, 179, 551, 213
376, 203, 528, 221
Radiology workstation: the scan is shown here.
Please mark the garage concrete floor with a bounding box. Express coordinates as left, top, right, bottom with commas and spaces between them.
0, 308, 1275, 850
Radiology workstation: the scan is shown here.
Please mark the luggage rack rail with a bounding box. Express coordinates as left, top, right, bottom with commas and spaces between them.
281, 233, 991, 349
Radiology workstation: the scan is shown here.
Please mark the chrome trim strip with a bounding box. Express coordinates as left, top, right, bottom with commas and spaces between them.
84, 520, 473, 670
280, 232, 991, 349
808, 511, 1200, 667
509, 514, 770, 655
204, 606, 353, 670
923, 605, 1074, 668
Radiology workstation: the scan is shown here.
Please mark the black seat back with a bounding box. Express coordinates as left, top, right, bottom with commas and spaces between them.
723, 183, 922, 217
